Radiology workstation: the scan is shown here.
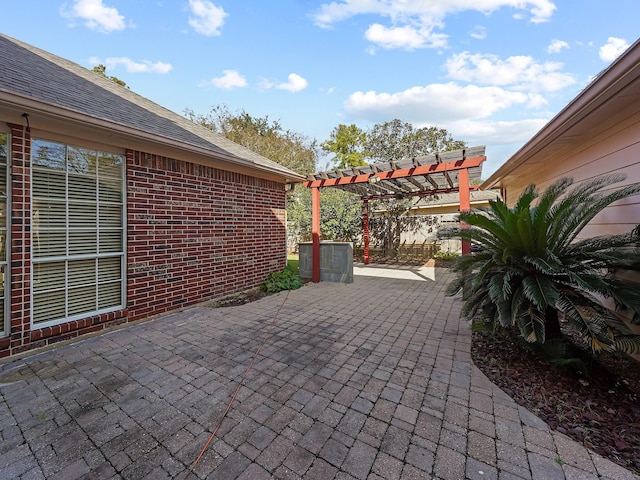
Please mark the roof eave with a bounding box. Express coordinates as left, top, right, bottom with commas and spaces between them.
1, 91, 306, 184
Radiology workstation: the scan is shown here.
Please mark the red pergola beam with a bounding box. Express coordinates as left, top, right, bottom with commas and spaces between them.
459, 167, 471, 255
304, 156, 485, 189
311, 187, 321, 282
360, 186, 479, 201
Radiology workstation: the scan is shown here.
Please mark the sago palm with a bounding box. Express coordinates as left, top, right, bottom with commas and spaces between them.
446, 174, 640, 353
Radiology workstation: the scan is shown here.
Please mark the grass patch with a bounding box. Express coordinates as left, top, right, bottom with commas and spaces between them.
287, 254, 299, 274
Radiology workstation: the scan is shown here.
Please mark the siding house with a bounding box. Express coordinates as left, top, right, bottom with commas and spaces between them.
483, 38, 640, 241
0, 34, 305, 358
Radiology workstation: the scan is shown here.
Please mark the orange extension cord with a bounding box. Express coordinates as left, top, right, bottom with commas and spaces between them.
182, 290, 291, 479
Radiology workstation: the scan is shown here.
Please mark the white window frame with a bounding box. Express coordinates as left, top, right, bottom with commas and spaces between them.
30, 138, 126, 329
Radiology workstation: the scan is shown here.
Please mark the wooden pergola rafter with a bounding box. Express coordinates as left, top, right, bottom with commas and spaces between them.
304, 146, 486, 282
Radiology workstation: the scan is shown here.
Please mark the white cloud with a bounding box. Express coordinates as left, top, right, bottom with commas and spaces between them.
207, 70, 248, 89
311, 0, 556, 49
93, 57, 172, 74
60, 0, 126, 33
599, 37, 630, 62
469, 25, 487, 40
547, 39, 569, 54
275, 73, 309, 93
342, 82, 551, 177
365, 23, 448, 50
444, 51, 575, 92
445, 118, 549, 145
344, 83, 542, 124
188, 0, 227, 36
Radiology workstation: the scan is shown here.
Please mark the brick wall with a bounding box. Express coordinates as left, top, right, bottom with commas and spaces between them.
126, 150, 287, 321
0, 136, 287, 359
1, 124, 31, 356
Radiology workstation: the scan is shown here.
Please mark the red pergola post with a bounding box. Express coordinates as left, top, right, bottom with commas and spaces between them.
362, 199, 370, 264
459, 168, 471, 255
311, 186, 321, 282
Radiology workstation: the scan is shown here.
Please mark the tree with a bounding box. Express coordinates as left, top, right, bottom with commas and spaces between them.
365, 119, 466, 162
287, 187, 362, 243
360, 119, 466, 254
321, 124, 367, 168
92, 64, 128, 88
185, 105, 317, 175
369, 198, 430, 256
445, 175, 640, 353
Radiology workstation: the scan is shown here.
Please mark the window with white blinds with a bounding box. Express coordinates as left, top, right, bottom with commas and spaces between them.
0, 133, 7, 336
31, 139, 125, 327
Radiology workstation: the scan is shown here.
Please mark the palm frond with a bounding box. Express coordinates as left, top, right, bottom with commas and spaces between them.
521, 274, 560, 310
513, 184, 538, 214
532, 178, 573, 239
522, 255, 563, 275
518, 305, 546, 343
496, 298, 514, 327
557, 294, 616, 352
614, 336, 640, 354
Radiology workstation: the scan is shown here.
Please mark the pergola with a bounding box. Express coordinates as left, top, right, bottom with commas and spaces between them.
304, 145, 486, 282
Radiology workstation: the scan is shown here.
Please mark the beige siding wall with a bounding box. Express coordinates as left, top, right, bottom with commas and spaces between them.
503, 107, 640, 239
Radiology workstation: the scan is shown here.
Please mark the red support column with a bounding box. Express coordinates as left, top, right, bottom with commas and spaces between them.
311, 187, 321, 282
459, 168, 471, 255
362, 199, 370, 265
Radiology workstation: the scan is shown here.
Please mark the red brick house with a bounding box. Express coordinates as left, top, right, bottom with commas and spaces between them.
0, 34, 305, 358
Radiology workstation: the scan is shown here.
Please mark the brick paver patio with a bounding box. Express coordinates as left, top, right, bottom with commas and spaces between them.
1, 266, 637, 479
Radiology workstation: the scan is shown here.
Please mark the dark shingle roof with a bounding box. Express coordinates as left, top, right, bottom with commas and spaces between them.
0, 34, 304, 181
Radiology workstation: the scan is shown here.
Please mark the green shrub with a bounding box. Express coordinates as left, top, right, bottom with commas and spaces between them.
434, 250, 459, 260
261, 266, 304, 293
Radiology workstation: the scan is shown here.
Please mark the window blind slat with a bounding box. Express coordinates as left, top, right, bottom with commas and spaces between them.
31, 139, 125, 326
99, 231, 123, 253
98, 257, 121, 281
33, 201, 66, 227
69, 204, 97, 227
69, 231, 98, 255
68, 174, 97, 202
99, 282, 121, 309
68, 259, 96, 287
68, 285, 97, 316
33, 262, 66, 291
33, 291, 66, 324
32, 170, 66, 198
99, 205, 122, 227
33, 231, 66, 258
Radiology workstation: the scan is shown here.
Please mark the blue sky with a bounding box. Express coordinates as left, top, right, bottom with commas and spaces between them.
2, 1, 639, 176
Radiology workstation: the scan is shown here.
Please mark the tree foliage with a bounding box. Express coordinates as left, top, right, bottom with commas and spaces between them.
357, 119, 466, 252
321, 124, 367, 168
186, 106, 468, 254
185, 105, 317, 175
365, 119, 466, 162
444, 175, 640, 354
288, 187, 362, 243
92, 64, 128, 88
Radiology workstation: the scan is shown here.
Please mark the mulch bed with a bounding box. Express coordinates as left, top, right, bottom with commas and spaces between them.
205, 288, 269, 307
472, 327, 640, 475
